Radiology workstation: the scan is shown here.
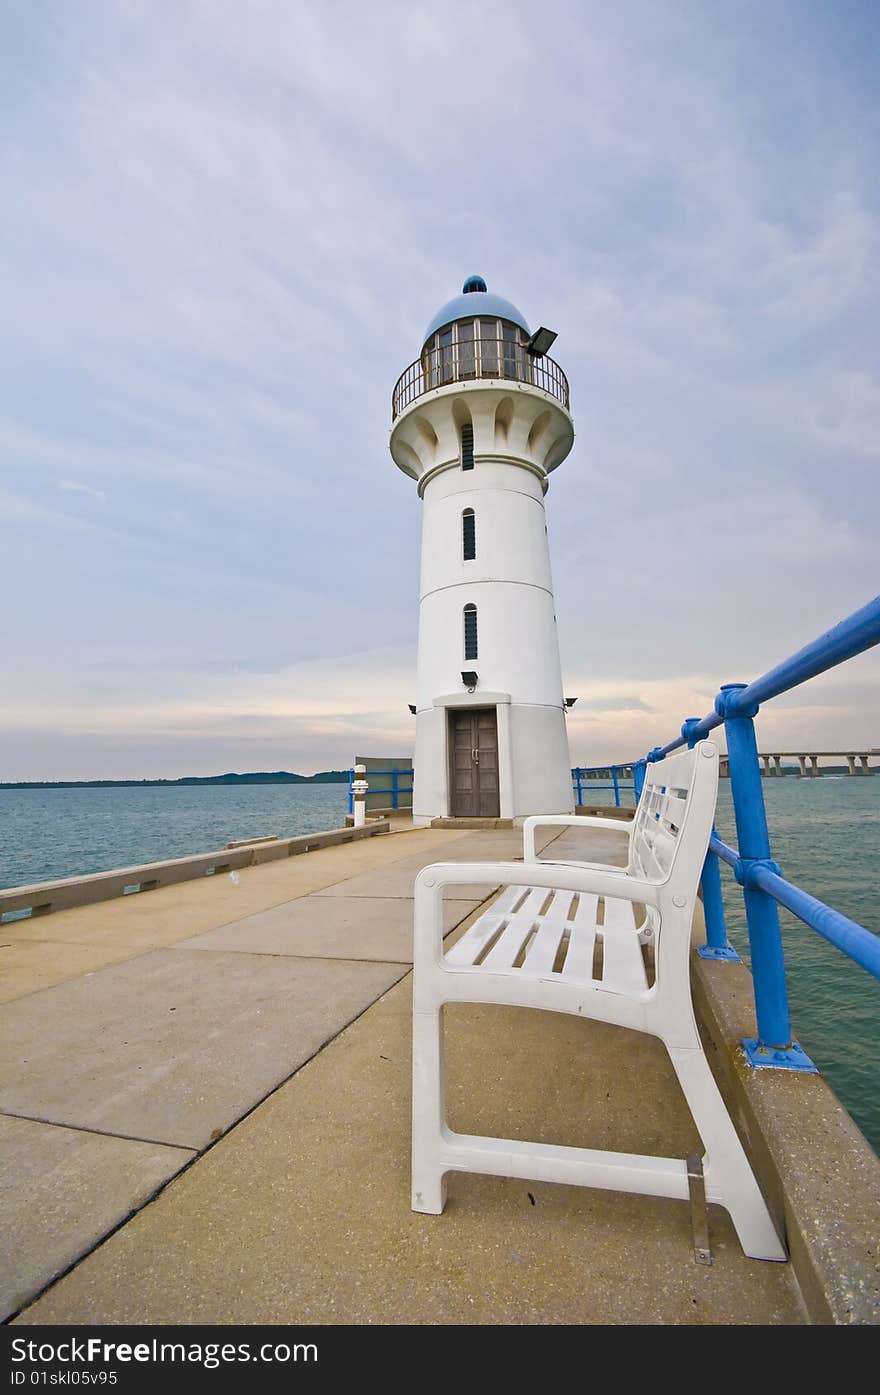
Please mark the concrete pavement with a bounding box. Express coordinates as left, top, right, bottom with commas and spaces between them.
1, 821, 807, 1324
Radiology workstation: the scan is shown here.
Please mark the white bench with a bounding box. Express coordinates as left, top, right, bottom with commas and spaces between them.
411, 739, 785, 1262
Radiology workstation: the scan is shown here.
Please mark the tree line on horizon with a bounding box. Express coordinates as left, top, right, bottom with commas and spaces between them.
0, 771, 352, 790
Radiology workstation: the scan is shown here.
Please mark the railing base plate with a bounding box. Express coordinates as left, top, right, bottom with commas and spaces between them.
697, 943, 741, 963
741, 1038, 818, 1072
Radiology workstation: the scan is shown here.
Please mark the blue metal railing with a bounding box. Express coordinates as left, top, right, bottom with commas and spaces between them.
350, 764, 639, 813
347, 768, 414, 815
571, 765, 637, 808
620, 594, 880, 1071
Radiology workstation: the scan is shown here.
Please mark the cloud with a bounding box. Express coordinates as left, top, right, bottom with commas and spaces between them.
571, 695, 654, 713
58, 479, 109, 505
808, 372, 880, 458
0, 1, 877, 778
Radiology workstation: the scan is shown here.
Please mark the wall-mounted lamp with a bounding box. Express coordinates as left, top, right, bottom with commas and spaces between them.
564, 697, 578, 708
408, 704, 417, 715
526, 326, 558, 357
461, 670, 479, 692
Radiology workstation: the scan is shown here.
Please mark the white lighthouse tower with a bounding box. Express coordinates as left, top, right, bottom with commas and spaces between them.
391, 276, 575, 826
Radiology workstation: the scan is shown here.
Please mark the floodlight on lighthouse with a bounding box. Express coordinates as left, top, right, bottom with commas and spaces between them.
565, 697, 578, 708
461, 671, 479, 692
526, 326, 557, 357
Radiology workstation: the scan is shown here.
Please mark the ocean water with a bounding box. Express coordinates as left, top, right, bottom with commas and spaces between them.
0, 783, 350, 888
714, 778, 880, 1157
1, 776, 878, 1152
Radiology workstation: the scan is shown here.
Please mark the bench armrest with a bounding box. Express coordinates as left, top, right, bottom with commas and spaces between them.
523, 813, 632, 863
414, 860, 659, 959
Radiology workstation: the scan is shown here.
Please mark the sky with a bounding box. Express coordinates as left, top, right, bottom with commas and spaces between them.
1, 0, 878, 779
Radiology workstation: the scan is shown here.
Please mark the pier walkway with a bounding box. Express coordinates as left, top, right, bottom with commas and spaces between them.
0, 822, 826, 1324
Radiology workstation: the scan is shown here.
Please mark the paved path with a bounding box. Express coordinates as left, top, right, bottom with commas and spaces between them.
1, 823, 805, 1325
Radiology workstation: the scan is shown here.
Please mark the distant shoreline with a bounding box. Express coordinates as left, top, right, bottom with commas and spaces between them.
0, 771, 350, 790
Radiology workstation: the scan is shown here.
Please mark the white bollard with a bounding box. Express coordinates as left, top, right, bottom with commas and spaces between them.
352, 764, 368, 828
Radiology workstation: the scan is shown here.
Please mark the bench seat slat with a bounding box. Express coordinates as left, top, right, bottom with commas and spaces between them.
444, 912, 506, 966
444, 885, 528, 966
485, 883, 529, 917
600, 898, 649, 993
522, 891, 574, 975
480, 888, 548, 969
560, 893, 599, 979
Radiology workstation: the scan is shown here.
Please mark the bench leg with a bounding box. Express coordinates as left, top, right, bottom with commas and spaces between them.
412, 1005, 448, 1215
668, 1043, 786, 1262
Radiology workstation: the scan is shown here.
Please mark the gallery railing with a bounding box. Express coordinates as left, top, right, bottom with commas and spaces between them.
392, 339, 570, 419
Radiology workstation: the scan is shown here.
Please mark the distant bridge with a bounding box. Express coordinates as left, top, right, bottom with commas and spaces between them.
575, 751, 878, 788
719, 750, 878, 777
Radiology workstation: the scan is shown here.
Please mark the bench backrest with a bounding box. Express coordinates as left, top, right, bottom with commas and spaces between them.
628, 741, 718, 886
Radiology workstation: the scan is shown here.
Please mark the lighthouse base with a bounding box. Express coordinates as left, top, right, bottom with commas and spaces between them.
411, 694, 573, 826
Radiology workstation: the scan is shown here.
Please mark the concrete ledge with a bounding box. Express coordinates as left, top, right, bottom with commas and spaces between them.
574, 804, 635, 821
0, 822, 390, 922
692, 943, 880, 1325
430, 817, 515, 830
344, 808, 410, 827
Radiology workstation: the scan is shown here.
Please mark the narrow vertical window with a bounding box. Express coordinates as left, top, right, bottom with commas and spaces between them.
462, 508, 476, 561
458, 320, 476, 378
439, 327, 454, 384
460, 422, 474, 470
502, 323, 522, 380
463, 604, 478, 660
479, 319, 498, 376
423, 337, 439, 391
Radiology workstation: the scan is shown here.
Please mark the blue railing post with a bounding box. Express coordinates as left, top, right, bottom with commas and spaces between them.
611, 765, 620, 807
392, 768, 399, 810
632, 759, 646, 801
681, 717, 740, 963
576, 768, 583, 807
715, 685, 815, 1070
348, 769, 355, 817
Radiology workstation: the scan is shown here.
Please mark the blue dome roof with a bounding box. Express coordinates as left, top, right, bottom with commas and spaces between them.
423, 278, 530, 343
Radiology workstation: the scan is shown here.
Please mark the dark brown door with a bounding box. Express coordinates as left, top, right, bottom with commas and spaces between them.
449, 708, 500, 817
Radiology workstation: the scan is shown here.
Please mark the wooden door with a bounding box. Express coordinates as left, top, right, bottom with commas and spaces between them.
449, 708, 499, 817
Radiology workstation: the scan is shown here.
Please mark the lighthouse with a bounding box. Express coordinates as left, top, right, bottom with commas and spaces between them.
391, 277, 575, 826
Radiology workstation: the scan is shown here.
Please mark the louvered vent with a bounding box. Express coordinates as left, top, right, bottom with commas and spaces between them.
460, 423, 474, 470
462, 508, 476, 561
463, 604, 478, 660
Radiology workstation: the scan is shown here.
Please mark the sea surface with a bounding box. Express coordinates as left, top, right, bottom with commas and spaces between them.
0, 783, 350, 888
1, 776, 878, 1152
